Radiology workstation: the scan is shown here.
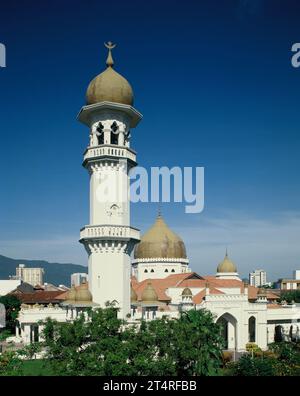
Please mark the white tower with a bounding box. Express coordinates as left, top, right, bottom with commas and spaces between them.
78, 42, 142, 318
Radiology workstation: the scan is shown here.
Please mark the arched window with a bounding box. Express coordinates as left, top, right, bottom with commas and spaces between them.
97, 122, 104, 145
150, 269, 154, 273
111, 121, 119, 145
164, 269, 169, 273
171, 269, 175, 273
144, 269, 148, 273
248, 316, 256, 342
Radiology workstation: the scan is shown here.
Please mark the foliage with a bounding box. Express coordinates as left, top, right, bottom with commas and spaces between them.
19, 359, 54, 376
268, 342, 300, 376
279, 290, 300, 304
40, 307, 224, 376
0, 351, 22, 376
229, 342, 300, 376
0, 295, 21, 334
246, 343, 261, 353
18, 342, 42, 360
230, 354, 276, 376
0, 329, 11, 341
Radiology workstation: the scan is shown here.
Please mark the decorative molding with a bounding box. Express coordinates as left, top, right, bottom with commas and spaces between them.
132, 257, 189, 264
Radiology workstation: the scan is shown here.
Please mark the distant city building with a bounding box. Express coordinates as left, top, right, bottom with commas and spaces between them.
293, 270, 300, 280
71, 273, 88, 287
277, 278, 300, 291
276, 270, 300, 291
249, 269, 267, 287
15, 264, 44, 286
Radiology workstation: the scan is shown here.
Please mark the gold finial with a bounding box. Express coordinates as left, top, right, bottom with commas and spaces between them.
158, 203, 162, 218
104, 41, 116, 67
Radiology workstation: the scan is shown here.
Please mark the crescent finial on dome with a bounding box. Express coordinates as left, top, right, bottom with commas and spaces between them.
104, 41, 116, 67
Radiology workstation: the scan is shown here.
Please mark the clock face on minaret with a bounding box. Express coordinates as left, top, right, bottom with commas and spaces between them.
77, 43, 143, 318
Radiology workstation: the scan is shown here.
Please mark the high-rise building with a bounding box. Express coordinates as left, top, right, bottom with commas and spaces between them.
71, 273, 88, 287
249, 269, 267, 287
293, 270, 300, 280
15, 264, 44, 286
78, 42, 141, 318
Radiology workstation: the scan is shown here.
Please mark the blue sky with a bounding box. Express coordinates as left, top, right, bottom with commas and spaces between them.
0, 0, 300, 280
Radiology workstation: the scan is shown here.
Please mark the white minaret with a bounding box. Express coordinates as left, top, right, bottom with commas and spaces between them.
78, 42, 142, 318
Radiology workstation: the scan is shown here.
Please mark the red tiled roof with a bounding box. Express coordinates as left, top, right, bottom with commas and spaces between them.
17, 291, 65, 304
193, 290, 206, 304
132, 278, 171, 301
177, 279, 207, 288
192, 287, 224, 304
131, 273, 280, 303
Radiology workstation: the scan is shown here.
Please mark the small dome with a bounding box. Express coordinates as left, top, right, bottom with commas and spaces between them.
66, 285, 76, 301
75, 281, 93, 302
86, 42, 134, 106
141, 282, 158, 303
217, 252, 237, 273
181, 287, 192, 297
134, 214, 187, 259
131, 286, 138, 303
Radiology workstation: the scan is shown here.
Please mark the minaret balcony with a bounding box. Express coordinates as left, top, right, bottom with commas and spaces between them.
83, 144, 136, 165
80, 224, 140, 242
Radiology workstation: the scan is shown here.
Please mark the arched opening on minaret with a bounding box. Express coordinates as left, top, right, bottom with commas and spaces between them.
97, 122, 104, 145
111, 121, 119, 145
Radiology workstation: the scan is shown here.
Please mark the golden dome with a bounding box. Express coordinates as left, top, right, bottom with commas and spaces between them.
141, 282, 158, 303
86, 42, 134, 106
75, 281, 93, 302
134, 215, 187, 259
66, 285, 76, 301
131, 286, 138, 303
181, 287, 193, 296
217, 252, 237, 273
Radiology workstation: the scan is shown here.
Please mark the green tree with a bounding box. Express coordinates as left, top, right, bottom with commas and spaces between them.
269, 342, 300, 376
0, 295, 21, 334
0, 351, 23, 376
41, 307, 224, 376
279, 290, 300, 304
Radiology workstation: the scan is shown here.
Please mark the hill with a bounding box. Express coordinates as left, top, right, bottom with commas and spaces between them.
0, 255, 87, 287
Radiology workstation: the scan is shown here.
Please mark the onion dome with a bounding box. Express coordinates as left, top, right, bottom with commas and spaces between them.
217, 251, 237, 273
134, 214, 187, 259
141, 282, 158, 303
131, 286, 138, 303
181, 287, 193, 297
86, 42, 134, 106
75, 280, 93, 302
65, 285, 76, 301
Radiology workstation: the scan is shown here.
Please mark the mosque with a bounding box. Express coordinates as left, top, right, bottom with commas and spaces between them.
15, 43, 300, 352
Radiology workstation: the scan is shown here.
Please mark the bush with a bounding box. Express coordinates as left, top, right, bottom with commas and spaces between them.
0, 351, 22, 376
231, 354, 276, 376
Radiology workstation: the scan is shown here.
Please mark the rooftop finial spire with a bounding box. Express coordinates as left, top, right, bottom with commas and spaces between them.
225, 247, 228, 258
157, 203, 162, 218
104, 41, 116, 67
